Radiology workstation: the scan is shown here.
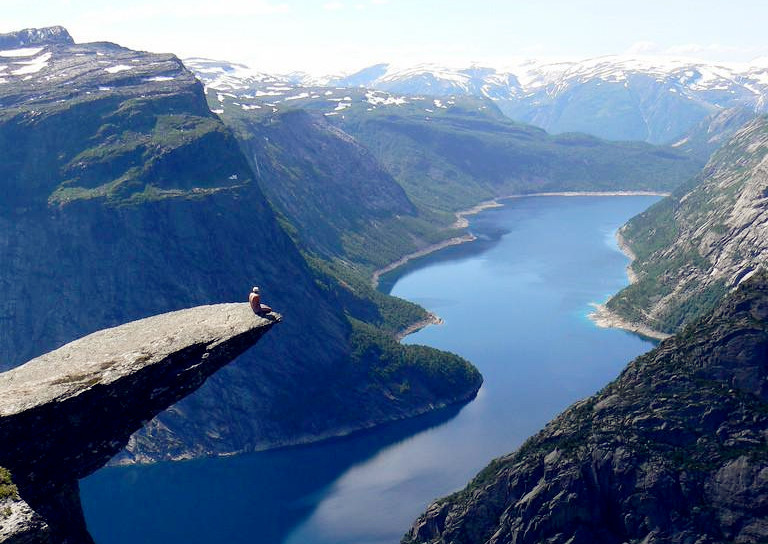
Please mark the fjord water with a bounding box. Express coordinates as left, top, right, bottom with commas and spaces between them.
81, 195, 658, 544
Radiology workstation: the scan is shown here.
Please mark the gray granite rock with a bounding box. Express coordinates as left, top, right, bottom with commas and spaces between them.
607, 115, 768, 333
0, 303, 278, 543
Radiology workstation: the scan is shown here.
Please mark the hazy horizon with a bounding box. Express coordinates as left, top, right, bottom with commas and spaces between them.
3, 1, 768, 75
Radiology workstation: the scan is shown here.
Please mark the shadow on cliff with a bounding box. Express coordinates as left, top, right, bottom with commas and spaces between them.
80, 403, 465, 544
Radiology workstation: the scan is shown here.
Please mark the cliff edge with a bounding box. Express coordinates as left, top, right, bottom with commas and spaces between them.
0, 304, 279, 543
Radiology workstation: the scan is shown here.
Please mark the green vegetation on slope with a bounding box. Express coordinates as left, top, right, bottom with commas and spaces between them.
216, 103, 460, 271
606, 115, 768, 333
349, 319, 481, 401
308, 257, 430, 335
335, 97, 703, 214
0, 91, 253, 209
0, 467, 18, 501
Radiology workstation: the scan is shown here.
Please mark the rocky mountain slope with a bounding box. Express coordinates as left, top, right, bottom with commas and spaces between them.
331, 97, 700, 213
605, 115, 768, 334
191, 59, 703, 261
0, 27, 481, 464
0, 303, 278, 543
404, 268, 768, 544
671, 107, 757, 163
219, 105, 433, 268
191, 57, 768, 144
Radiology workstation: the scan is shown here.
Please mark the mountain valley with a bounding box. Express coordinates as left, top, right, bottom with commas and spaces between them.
0, 26, 481, 470
190, 58, 703, 272
0, 20, 767, 544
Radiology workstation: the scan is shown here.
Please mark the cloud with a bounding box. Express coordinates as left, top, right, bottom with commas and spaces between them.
626, 41, 662, 56
625, 41, 768, 62
666, 43, 750, 58
176, 0, 292, 16
323, 1, 344, 10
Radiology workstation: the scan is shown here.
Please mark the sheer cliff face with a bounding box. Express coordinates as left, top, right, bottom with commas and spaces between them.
0, 28, 480, 463
225, 107, 423, 266
607, 115, 768, 334
405, 271, 768, 544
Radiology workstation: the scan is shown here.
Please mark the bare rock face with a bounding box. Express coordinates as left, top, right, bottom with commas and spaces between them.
0, 26, 73, 49
404, 270, 768, 544
0, 497, 49, 544
607, 115, 768, 334
0, 304, 279, 543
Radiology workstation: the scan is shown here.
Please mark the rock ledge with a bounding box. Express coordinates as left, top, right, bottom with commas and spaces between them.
0, 303, 278, 543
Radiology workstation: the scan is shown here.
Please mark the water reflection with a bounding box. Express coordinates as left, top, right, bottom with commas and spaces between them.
81, 404, 464, 544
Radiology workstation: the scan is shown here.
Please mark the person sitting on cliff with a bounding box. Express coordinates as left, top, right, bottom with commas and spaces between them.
249, 286, 272, 315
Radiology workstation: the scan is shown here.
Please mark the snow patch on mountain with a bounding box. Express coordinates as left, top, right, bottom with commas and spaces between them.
104, 64, 132, 74
365, 91, 407, 106
11, 52, 51, 75
0, 47, 44, 58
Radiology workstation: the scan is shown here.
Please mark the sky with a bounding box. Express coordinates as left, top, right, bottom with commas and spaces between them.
2, 0, 768, 75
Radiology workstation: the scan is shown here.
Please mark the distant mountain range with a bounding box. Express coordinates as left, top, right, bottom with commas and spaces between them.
187, 58, 703, 270
186, 57, 768, 144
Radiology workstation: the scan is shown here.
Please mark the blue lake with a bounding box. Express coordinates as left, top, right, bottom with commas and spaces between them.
81, 195, 659, 544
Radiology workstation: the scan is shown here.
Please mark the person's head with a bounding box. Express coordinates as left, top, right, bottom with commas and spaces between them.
252, 286, 260, 293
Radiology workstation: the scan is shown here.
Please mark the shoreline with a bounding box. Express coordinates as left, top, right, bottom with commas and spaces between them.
373, 191, 668, 289
452, 198, 505, 228
371, 233, 477, 290
587, 228, 671, 340
588, 302, 671, 341
503, 190, 670, 199
395, 312, 445, 341
614, 228, 639, 284
373, 190, 670, 339
371, 197, 507, 290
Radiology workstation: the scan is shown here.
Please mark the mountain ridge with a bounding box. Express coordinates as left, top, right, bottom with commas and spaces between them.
187, 56, 768, 144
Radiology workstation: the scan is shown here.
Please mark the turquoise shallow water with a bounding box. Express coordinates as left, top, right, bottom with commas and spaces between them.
81, 195, 660, 544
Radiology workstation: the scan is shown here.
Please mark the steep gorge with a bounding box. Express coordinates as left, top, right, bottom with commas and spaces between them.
0, 26, 481, 465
